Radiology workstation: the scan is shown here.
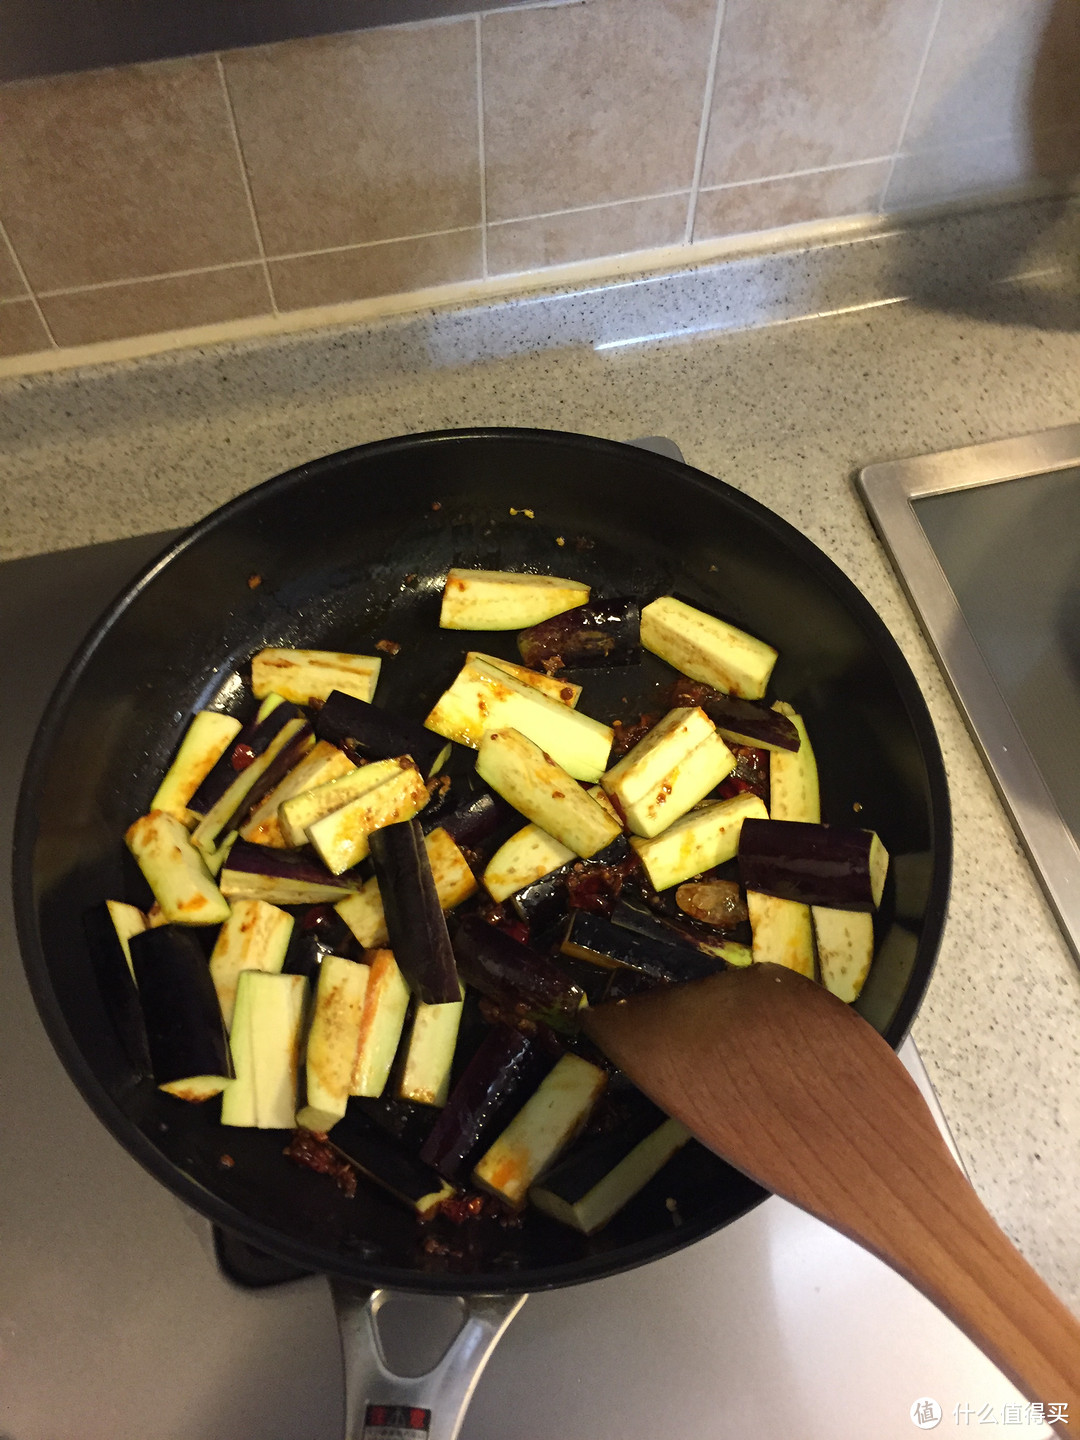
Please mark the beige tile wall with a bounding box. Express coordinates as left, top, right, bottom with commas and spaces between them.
2, 0, 1078, 362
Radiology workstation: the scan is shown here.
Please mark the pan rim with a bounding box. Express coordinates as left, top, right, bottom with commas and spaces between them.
12, 425, 952, 1293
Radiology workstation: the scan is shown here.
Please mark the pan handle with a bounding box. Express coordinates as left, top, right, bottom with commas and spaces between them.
332, 1281, 527, 1440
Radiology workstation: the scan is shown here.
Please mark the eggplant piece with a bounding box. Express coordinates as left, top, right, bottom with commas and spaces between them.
125, 811, 232, 926
600, 706, 735, 838
221, 970, 309, 1128
240, 740, 357, 847
530, 1103, 691, 1235
466, 652, 582, 706
336, 826, 476, 950
608, 897, 744, 964
769, 702, 820, 822
473, 1053, 607, 1208
314, 689, 451, 779
812, 907, 875, 1003
296, 954, 371, 1132
560, 910, 720, 985
368, 819, 460, 1004
745, 890, 814, 977
397, 983, 465, 1107
208, 898, 294, 1030
220, 841, 366, 904
85, 903, 152, 1076
350, 949, 411, 1098
284, 904, 362, 982
675, 880, 748, 929
717, 744, 770, 805
278, 753, 413, 850
452, 914, 587, 1031
150, 711, 244, 821
477, 728, 621, 858
425, 658, 613, 780
508, 834, 633, 930
191, 717, 314, 855
667, 678, 800, 752
187, 698, 305, 816
629, 791, 768, 892
484, 785, 620, 903
517, 596, 641, 670
129, 926, 231, 1092
419, 1025, 547, 1183
420, 776, 514, 850
329, 1114, 454, 1217
738, 819, 889, 911
306, 758, 430, 874
640, 596, 777, 701
250, 647, 381, 705
439, 568, 590, 630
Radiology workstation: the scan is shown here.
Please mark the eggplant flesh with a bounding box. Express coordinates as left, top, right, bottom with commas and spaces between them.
368, 820, 461, 1005
738, 819, 889, 911
315, 689, 450, 778
187, 699, 305, 815
517, 597, 641, 669
220, 841, 367, 904
452, 914, 586, 1031
129, 926, 231, 1087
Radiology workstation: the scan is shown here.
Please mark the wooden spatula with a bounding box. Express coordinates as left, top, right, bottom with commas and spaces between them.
584, 963, 1080, 1432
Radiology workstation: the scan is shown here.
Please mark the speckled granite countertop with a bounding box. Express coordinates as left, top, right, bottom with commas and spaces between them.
4, 198, 1080, 1312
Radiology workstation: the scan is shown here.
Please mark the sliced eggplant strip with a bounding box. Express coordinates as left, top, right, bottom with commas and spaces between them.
129, 926, 232, 1090
560, 909, 720, 985
191, 716, 313, 855
397, 983, 465, 1107
768, 702, 820, 822
250, 647, 381, 705
452, 914, 587, 1031
314, 689, 451, 778
150, 711, 244, 822
187, 698, 305, 817
607, 898, 746, 968
530, 1111, 691, 1235
350, 949, 411, 1098
738, 819, 889, 911
484, 784, 619, 902
439, 568, 589, 631
517, 596, 641, 670
425, 657, 613, 781
746, 890, 814, 977
208, 898, 294, 1030
675, 880, 748, 929
812, 906, 875, 1003
629, 791, 768, 892
601, 706, 735, 838
296, 954, 371, 1132
508, 833, 632, 931
472, 1053, 607, 1208
306, 758, 430, 875
219, 841, 366, 905
337, 826, 477, 950
240, 740, 356, 847
328, 1116, 455, 1217
667, 678, 800, 752
640, 595, 778, 701
277, 753, 408, 850
466, 652, 582, 706
159, 1075, 231, 1102
105, 898, 148, 979
221, 970, 308, 1129
85, 903, 151, 1075
421, 778, 515, 851
125, 811, 232, 926
477, 728, 621, 859
419, 1025, 546, 1183
368, 819, 460, 1004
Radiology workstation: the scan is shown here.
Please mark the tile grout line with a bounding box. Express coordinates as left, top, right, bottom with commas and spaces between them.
684, 0, 728, 246
214, 53, 279, 316
0, 219, 59, 348
476, 14, 489, 280
881, 0, 946, 212
700, 155, 895, 195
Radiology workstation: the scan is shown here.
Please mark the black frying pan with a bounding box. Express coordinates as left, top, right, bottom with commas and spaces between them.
13, 428, 950, 1296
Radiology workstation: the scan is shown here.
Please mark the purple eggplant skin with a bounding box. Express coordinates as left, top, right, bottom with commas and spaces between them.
314, 690, 449, 778
216, 723, 314, 840
129, 926, 231, 1086
369, 819, 461, 1004
222, 840, 367, 890
517, 597, 641, 670
283, 905, 361, 980
737, 819, 887, 911
667, 678, 799, 752
423, 777, 516, 852
84, 905, 152, 1078
419, 1024, 547, 1183
561, 909, 722, 986
452, 914, 586, 1031
328, 1113, 450, 1215
510, 834, 634, 930
187, 700, 306, 815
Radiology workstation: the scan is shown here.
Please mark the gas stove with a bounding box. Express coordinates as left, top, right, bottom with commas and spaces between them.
0, 523, 1047, 1440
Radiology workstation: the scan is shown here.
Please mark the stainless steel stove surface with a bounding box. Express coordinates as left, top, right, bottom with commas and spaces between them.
1, 535, 1046, 1440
